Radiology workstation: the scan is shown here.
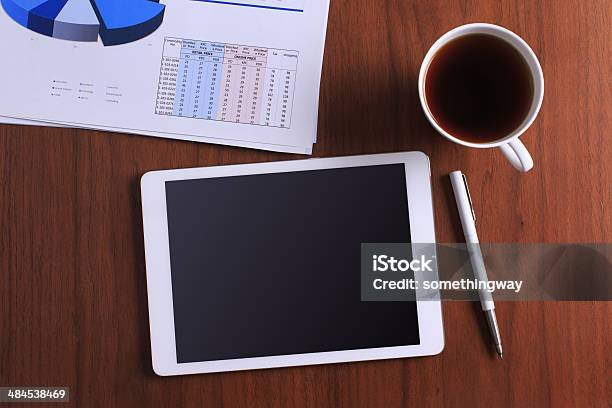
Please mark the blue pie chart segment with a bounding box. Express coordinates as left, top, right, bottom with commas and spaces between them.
1, 0, 47, 26
89, 0, 165, 46
1, 0, 166, 45
28, 0, 68, 36
53, 0, 99, 41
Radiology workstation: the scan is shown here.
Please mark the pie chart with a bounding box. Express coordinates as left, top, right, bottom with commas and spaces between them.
1, 0, 166, 45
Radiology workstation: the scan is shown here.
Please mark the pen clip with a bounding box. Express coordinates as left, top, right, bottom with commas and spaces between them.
461, 173, 476, 224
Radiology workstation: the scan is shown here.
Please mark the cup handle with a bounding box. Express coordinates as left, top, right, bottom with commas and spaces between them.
499, 138, 534, 172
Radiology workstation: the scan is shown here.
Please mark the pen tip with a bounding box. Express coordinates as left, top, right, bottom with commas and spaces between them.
496, 344, 503, 360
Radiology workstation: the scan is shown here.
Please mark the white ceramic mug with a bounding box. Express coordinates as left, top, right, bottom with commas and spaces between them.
418, 23, 544, 172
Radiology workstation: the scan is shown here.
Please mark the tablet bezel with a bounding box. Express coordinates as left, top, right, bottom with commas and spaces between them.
141, 151, 444, 376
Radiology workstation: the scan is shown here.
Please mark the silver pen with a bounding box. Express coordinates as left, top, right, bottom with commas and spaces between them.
449, 171, 503, 359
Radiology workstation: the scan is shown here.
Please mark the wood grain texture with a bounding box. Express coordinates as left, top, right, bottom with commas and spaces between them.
1, 1, 610, 407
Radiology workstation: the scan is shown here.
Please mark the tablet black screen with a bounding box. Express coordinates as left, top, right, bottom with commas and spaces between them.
165, 164, 419, 363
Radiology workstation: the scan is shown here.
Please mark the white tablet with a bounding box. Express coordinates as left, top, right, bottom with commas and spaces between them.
141, 152, 444, 376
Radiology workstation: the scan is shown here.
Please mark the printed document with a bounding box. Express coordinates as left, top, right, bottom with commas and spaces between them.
0, 0, 330, 153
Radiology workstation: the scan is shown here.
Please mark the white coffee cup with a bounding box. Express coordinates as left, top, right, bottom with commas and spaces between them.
418, 23, 544, 172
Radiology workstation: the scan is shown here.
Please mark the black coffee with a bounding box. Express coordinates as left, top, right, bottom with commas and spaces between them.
425, 33, 534, 143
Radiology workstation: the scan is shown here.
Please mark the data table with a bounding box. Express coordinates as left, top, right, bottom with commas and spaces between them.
155, 37, 298, 128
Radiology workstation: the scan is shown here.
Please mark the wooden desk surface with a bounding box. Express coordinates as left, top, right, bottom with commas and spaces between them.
1, 1, 610, 407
